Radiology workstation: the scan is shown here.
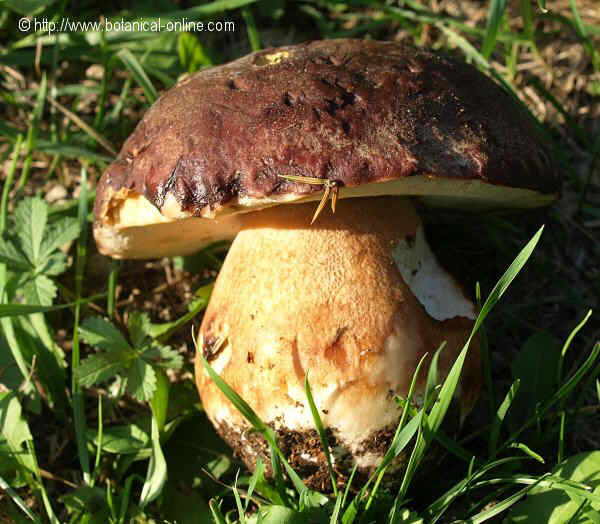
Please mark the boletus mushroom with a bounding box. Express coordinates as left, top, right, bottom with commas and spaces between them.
94, 40, 559, 490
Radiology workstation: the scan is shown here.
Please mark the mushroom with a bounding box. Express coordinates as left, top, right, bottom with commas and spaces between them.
94, 40, 559, 489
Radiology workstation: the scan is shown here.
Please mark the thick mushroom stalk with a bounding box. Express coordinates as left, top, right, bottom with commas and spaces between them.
195, 197, 480, 489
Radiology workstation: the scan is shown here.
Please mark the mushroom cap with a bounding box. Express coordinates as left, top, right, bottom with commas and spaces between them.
94, 39, 559, 259
195, 197, 481, 489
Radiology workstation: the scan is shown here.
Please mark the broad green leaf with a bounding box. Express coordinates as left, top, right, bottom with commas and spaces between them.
127, 359, 157, 403
87, 422, 149, 454
161, 483, 211, 524
0, 393, 32, 450
79, 316, 131, 353
390, 507, 424, 524
0, 393, 35, 473
39, 217, 79, 261
507, 452, 600, 523
511, 331, 560, 425
76, 350, 132, 388
248, 505, 313, 523
60, 486, 109, 522
15, 198, 48, 267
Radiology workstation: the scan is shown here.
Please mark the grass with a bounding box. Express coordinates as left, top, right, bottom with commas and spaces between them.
0, 0, 599, 522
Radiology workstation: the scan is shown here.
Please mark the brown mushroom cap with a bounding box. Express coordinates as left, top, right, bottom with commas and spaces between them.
94, 39, 559, 259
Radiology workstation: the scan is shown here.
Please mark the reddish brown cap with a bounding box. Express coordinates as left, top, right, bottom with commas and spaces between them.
94, 39, 559, 259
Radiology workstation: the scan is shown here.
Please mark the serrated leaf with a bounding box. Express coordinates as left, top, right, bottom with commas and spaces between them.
79, 317, 131, 352
38, 252, 68, 276
0, 238, 30, 271
127, 312, 153, 348
76, 350, 131, 388
14, 198, 48, 266
39, 217, 80, 261
143, 345, 183, 370
127, 360, 157, 402
23, 274, 57, 306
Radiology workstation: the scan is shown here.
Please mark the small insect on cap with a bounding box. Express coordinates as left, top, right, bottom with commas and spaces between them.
94, 39, 560, 259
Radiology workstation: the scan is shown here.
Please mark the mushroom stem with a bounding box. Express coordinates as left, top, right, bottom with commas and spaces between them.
195, 196, 480, 489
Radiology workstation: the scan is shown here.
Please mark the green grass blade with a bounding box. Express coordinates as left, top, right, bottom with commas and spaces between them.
438, 25, 490, 70
0, 474, 41, 522
0, 135, 23, 232
243, 7, 262, 51
209, 498, 227, 524
481, 0, 508, 58
557, 310, 592, 383
246, 458, 265, 511
107, 258, 120, 319
200, 352, 306, 496
18, 73, 47, 190
305, 373, 338, 496
117, 49, 158, 104
92, 394, 104, 485
233, 471, 247, 524
139, 412, 167, 507
508, 442, 545, 463
476, 283, 495, 423
464, 474, 548, 523
72, 167, 91, 484
0, 295, 105, 318
401, 226, 543, 504
499, 341, 600, 457
426, 457, 527, 521
488, 379, 521, 456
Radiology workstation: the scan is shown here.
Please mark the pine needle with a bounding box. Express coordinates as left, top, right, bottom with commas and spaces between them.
277, 174, 340, 223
